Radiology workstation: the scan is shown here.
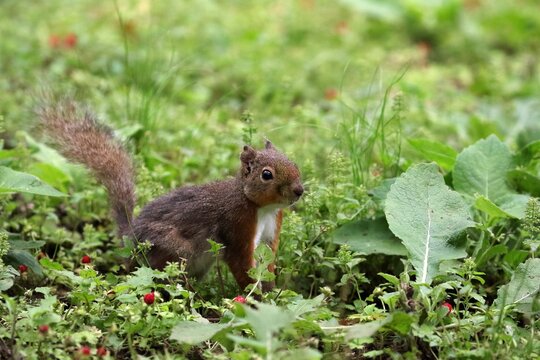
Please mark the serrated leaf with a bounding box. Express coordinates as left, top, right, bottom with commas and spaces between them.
496, 258, 540, 314
385, 163, 474, 284
170, 321, 231, 345
453, 135, 529, 218
332, 218, 407, 256
0, 166, 65, 197
124, 266, 168, 288
408, 138, 458, 171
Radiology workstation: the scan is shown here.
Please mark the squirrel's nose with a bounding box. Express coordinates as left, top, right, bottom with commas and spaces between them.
293, 185, 304, 197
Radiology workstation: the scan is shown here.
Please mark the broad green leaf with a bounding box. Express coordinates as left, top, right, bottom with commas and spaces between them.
27, 162, 71, 192
453, 135, 528, 218
454, 135, 510, 200
321, 317, 389, 340
115, 293, 138, 304
117, 123, 144, 140
25, 133, 68, 168
343, 317, 389, 340
475, 244, 507, 267
280, 348, 322, 360
0, 266, 18, 291
332, 218, 407, 256
226, 335, 268, 352
496, 258, 540, 314
504, 250, 529, 269
370, 178, 396, 204
498, 194, 530, 219
0, 166, 65, 197
287, 294, 325, 317
385, 163, 474, 284
474, 196, 513, 218
408, 138, 458, 171
508, 169, 540, 197
8, 240, 45, 250
244, 303, 294, 342
39, 258, 81, 284
0, 278, 15, 291
170, 321, 231, 345
384, 311, 415, 335
515, 139, 540, 166
27, 295, 62, 324
0, 149, 19, 160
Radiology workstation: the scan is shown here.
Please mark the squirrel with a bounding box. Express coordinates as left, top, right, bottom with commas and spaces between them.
37, 100, 304, 292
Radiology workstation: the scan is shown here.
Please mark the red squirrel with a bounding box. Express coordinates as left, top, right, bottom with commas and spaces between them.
38, 100, 304, 291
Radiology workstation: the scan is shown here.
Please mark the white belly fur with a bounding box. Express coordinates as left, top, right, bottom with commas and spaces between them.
254, 206, 279, 247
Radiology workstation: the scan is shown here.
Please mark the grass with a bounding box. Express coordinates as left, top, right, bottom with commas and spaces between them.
1, 0, 540, 359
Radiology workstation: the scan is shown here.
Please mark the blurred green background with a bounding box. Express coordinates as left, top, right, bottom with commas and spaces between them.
1, 0, 540, 182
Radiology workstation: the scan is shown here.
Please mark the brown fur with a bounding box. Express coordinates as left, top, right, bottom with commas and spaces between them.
38, 100, 303, 291
37, 101, 135, 237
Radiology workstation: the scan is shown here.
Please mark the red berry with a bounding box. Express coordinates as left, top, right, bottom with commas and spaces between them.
64, 33, 78, 48
80, 346, 91, 356
324, 88, 338, 100
143, 292, 155, 305
18, 264, 28, 273
38, 324, 49, 334
441, 302, 453, 315
48, 34, 61, 48
81, 255, 91, 264
96, 346, 107, 357
233, 295, 246, 304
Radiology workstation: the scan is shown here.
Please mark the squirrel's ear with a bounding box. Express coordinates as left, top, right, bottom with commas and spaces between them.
241, 145, 257, 162
264, 139, 275, 150
240, 146, 257, 175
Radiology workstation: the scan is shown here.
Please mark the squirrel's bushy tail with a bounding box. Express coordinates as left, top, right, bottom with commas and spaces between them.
38, 100, 135, 237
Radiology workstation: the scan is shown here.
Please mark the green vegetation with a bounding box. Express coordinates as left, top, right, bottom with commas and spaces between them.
1, 0, 540, 358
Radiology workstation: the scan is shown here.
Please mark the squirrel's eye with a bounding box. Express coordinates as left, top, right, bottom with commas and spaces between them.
261, 169, 273, 181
